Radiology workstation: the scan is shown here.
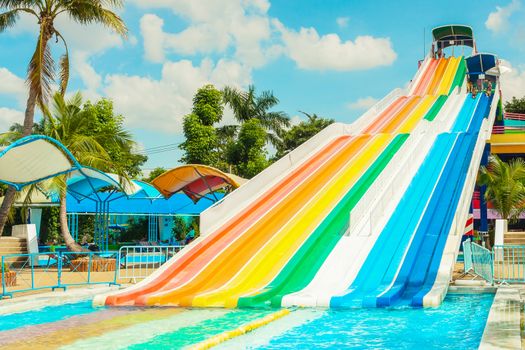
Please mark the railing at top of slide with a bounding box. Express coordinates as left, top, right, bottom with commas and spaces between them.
117, 245, 185, 282
505, 112, 525, 121
491, 125, 525, 134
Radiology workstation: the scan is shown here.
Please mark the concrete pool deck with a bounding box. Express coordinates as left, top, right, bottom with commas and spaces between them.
479, 287, 522, 350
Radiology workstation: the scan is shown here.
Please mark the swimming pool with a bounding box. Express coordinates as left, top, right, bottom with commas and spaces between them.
0, 293, 493, 349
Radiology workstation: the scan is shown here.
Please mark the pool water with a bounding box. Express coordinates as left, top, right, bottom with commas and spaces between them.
0, 294, 492, 349
258, 294, 493, 350
0, 300, 98, 331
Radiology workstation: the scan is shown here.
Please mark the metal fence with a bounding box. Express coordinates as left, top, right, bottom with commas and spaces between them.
117, 245, 184, 282
1, 251, 119, 298
463, 241, 525, 284
493, 245, 525, 283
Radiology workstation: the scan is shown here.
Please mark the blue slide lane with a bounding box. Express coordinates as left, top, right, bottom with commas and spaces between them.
329, 133, 458, 308
410, 94, 491, 306
376, 94, 490, 307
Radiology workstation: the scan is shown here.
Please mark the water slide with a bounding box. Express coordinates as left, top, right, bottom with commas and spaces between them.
96, 87, 415, 306
95, 52, 497, 309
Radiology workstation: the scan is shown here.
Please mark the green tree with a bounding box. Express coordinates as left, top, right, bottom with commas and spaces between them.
227, 119, 268, 178
222, 85, 290, 147
275, 112, 334, 159
478, 155, 525, 221
171, 216, 189, 242
180, 85, 223, 166
0, 0, 127, 235
39, 207, 60, 244
142, 167, 167, 183
504, 96, 525, 114
44, 92, 134, 251
121, 217, 148, 242
82, 99, 147, 177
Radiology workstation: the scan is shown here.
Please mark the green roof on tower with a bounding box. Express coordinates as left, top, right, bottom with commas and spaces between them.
432, 25, 475, 49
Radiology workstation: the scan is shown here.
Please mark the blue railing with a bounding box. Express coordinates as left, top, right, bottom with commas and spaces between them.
463, 241, 525, 284
1, 251, 119, 298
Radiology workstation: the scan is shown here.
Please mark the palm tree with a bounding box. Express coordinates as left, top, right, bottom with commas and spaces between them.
222, 85, 290, 147
0, 0, 127, 235
478, 155, 525, 221
44, 92, 132, 251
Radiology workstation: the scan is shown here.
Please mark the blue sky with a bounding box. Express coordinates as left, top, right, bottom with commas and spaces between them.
0, 0, 524, 171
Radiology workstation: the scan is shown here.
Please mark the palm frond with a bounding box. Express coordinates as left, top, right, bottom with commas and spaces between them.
55, 30, 70, 95
27, 31, 55, 108
67, 2, 127, 37
0, 9, 18, 31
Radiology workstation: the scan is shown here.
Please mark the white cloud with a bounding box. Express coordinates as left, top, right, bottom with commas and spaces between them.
0, 68, 26, 104
0, 108, 24, 130
140, 14, 167, 63
103, 58, 251, 133
336, 17, 349, 28
347, 96, 379, 110
499, 60, 525, 101
136, 1, 275, 68
485, 0, 521, 34
274, 20, 396, 71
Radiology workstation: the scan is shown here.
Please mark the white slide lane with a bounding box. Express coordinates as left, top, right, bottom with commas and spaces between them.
282, 92, 467, 308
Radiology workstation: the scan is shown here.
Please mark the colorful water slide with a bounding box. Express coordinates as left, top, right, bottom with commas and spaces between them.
145, 61, 452, 308
95, 51, 482, 309
281, 92, 466, 308
95, 54, 444, 308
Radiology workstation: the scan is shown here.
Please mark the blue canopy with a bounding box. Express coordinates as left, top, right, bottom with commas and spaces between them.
466, 53, 498, 75
66, 192, 223, 215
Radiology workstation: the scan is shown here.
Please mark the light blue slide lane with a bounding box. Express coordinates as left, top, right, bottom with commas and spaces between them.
329, 133, 459, 309
450, 94, 481, 132
376, 94, 490, 307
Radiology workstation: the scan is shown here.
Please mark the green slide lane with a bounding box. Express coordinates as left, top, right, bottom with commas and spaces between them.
237, 134, 409, 308
449, 57, 466, 94
424, 95, 448, 121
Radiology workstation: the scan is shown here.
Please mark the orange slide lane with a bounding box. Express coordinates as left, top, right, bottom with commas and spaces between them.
379, 96, 422, 133
141, 135, 377, 306
362, 96, 407, 134
426, 58, 449, 95
412, 59, 439, 96
104, 85, 406, 306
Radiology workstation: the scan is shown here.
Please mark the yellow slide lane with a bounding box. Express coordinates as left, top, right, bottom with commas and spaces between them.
426, 58, 449, 95
436, 56, 460, 95
397, 95, 439, 133
191, 134, 393, 308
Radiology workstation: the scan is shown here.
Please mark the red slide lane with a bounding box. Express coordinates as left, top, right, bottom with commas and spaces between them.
413, 59, 439, 96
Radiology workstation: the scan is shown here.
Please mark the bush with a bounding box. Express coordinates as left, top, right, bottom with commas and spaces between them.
120, 217, 148, 242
